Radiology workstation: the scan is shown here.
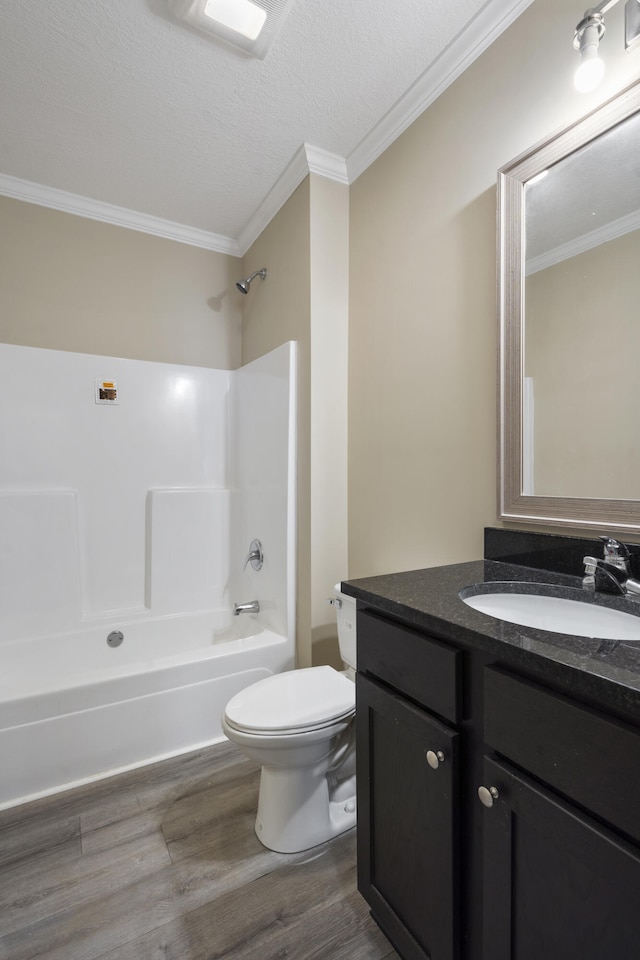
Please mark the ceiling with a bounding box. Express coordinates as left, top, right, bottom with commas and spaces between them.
0, 0, 529, 256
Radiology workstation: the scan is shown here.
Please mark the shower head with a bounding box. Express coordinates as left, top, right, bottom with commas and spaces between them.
236, 268, 267, 294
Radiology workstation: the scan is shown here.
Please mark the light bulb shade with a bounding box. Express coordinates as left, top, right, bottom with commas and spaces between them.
575, 43, 605, 91
574, 19, 605, 92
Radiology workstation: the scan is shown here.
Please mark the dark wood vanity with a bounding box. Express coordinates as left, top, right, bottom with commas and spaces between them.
346, 530, 640, 960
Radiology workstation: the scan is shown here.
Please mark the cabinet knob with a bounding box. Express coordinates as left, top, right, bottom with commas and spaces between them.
478, 785, 499, 808
426, 749, 445, 769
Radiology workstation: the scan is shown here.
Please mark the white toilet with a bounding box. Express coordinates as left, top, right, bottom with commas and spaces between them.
222, 584, 357, 853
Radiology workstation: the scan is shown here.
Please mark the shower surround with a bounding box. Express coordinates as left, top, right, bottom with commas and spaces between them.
0, 341, 297, 808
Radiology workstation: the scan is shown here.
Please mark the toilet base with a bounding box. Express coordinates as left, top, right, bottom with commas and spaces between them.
254, 764, 356, 854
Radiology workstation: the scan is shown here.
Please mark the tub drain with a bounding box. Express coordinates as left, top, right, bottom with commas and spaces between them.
107, 630, 124, 648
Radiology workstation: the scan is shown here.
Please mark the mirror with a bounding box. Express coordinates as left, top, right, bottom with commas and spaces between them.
498, 78, 640, 533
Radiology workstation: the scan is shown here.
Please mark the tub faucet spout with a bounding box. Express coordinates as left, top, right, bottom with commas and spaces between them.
233, 600, 260, 616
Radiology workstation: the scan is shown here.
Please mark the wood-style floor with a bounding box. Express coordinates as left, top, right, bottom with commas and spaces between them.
0, 741, 400, 960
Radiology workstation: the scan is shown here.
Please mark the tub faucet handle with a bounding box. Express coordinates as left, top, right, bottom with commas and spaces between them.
243, 539, 264, 571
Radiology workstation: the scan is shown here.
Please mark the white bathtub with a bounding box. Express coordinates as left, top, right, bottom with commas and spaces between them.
0, 612, 294, 809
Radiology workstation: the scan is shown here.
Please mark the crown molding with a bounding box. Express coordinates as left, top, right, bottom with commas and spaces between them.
0, 173, 241, 256
236, 145, 309, 255
346, 0, 535, 182
304, 144, 349, 184
236, 143, 348, 255
525, 207, 640, 275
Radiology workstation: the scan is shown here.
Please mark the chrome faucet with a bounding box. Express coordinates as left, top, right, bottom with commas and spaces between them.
243, 539, 264, 571
583, 535, 640, 598
233, 600, 260, 616
599, 535, 631, 573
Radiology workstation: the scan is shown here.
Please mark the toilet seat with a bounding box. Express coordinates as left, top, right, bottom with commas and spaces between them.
224, 665, 355, 735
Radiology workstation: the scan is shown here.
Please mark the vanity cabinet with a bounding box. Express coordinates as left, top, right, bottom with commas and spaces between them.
481, 668, 640, 960
480, 756, 640, 960
356, 610, 463, 960
355, 604, 640, 960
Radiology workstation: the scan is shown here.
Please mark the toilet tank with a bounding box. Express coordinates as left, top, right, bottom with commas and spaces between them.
334, 583, 357, 670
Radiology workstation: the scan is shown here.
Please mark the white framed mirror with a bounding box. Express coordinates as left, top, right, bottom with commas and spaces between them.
498, 78, 640, 533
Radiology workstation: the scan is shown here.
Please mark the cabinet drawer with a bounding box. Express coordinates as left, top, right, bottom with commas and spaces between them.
357, 608, 461, 723
484, 667, 640, 844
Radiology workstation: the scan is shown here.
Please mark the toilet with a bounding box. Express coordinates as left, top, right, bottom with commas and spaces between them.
222, 584, 357, 854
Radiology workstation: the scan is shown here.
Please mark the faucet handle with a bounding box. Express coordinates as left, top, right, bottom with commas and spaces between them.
243, 539, 264, 571
582, 555, 599, 589
599, 535, 630, 571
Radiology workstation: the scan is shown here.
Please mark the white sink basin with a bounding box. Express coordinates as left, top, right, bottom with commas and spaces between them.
461, 587, 640, 641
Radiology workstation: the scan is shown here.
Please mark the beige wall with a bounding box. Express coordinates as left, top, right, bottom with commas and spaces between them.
0, 196, 242, 368
309, 177, 349, 668
347, 0, 639, 578
241, 176, 349, 667
241, 180, 313, 664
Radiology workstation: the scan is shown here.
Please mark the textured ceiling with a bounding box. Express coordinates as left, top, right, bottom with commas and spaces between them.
526, 109, 640, 263
1, 0, 526, 252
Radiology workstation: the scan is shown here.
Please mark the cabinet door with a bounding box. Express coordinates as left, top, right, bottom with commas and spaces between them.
481, 755, 640, 960
356, 673, 460, 960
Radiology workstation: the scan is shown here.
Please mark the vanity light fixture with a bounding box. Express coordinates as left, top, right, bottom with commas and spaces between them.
573, 0, 640, 92
167, 0, 296, 58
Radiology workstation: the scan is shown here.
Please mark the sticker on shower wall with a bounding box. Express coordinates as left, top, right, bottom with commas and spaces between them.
95, 379, 119, 404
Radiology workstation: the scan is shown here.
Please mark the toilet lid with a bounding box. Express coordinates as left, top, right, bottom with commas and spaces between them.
224, 666, 355, 733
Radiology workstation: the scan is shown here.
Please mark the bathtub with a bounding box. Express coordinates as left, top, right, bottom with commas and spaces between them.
0, 612, 294, 809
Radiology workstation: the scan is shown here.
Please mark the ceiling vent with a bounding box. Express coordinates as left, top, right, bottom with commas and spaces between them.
168, 0, 297, 58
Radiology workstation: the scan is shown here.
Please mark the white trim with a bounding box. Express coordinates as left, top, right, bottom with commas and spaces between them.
236, 144, 310, 254
522, 377, 535, 496
0, 173, 241, 256
236, 143, 348, 254
304, 145, 349, 184
285, 340, 298, 655
347, 0, 534, 182
526, 207, 640, 274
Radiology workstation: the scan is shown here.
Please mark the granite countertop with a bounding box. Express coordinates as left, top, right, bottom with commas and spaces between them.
343, 559, 640, 720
